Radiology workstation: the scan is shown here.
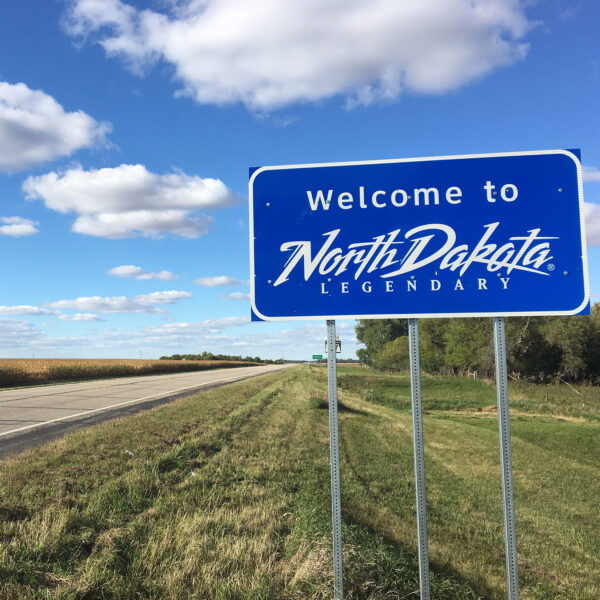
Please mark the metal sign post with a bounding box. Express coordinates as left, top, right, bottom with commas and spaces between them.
327, 319, 344, 599
325, 338, 342, 354
493, 317, 520, 599
408, 318, 431, 599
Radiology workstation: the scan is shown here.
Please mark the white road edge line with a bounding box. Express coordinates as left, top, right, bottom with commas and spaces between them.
0, 369, 272, 438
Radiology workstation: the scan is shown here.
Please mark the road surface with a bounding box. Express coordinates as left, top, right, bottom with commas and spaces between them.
0, 364, 291, 458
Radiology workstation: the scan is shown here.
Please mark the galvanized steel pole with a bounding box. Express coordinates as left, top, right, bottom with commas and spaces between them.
327, 319, 344, 599
493, 317, 520, 600
408, 318, 431, 599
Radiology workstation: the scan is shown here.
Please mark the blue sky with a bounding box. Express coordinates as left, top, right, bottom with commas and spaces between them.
0, 0, 598, 360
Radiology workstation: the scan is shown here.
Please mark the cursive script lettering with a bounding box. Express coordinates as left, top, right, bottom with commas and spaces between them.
272, 223, 557, 286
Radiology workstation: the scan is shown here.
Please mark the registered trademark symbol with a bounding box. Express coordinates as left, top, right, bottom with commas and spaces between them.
547, 264, 555, 271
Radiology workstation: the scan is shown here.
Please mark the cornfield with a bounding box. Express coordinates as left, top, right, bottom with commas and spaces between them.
0, 358, 255, 388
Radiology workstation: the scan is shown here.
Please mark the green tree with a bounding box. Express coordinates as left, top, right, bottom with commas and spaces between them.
374, 336, 410, 371
419, 318, 450, 373
443, 318, 493, 374
541, 314, 600, 381
504, 317, 561, 380
355, 319, 408, 365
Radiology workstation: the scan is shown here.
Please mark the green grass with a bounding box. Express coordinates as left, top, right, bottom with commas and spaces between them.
0, 366, 598, 598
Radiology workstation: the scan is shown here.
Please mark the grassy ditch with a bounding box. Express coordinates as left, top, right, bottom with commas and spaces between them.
0, 358, 257, 388
1, 366, 598, 598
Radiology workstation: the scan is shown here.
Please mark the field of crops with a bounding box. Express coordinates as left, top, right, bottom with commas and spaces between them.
0, 358, 255, 387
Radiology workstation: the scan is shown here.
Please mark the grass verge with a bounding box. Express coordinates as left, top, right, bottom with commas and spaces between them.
1, 365, 598, 598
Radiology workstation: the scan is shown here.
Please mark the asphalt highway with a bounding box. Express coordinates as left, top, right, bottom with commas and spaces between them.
0, 363, 291, 459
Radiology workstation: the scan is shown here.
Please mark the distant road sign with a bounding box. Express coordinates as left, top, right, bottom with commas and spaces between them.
250, 150, 588, 320
312, 354, 323, 360
325, 339, 341, 354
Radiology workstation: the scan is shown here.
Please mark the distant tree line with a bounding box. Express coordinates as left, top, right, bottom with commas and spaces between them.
159, 352, 284, 364
355, 303, 600, 382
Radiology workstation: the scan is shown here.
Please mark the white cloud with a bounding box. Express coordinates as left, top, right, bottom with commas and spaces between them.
195, 275, 246, 287
584, 202, 600, 247
0, 216, 39, 237
0, 81, 110, 171
0, 315, 362, 359
58, 313, 105, 322
224, 292, 250, 300
23, 164, 238, 238
107, 264, 178, 280
0, 318, 43, 347
583, 166, 600, 183
64, 0, 532, 110
48, 290, 193, 313
0, 305, 55, 316
137, 316, 251, 338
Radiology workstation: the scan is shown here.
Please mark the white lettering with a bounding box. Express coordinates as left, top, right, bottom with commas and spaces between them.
523, 243, 552, 269
414, 187, 439, 206
321, 282, 328, 294
274, 229, 340, 286
488, 243, 515, 271
319, 249, 343, 275
372, 190, 386, 208
341, 281, 349, 293
307, 189, 333, 210
484, 180, 496, 202
446, 186, 462, 204
500, 277, 510, 289
391, 189, 408, 207
454, 279, 464, 291
362, 281, 372, 293
478, 278, 488, 290
274, 224, 558, 286
385, 280, 394, 292
359, 186, 367, 208
337, 192, 353, 210
431, 279, 441, 291
408, 280, 417, 291
383, 224, 456, 277
501, 184, 518, 202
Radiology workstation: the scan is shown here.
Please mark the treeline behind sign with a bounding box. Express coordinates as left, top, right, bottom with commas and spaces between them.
250, 150, 588, 320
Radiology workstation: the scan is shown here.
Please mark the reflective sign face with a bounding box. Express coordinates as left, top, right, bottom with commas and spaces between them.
249, 150, 589, 320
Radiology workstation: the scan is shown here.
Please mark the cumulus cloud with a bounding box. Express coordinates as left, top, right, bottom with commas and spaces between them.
0, 305, 55, 316
64, 0, 532, 110
583, 166, 600, 183
195, 275, 246, 287
58, 313, 105, 322
48, 290, 193, 313
107, 265, 178, 280
584, 202, 600, 247
0, 81, 110, 171
0, 216, 39, 237
23, 163, 238, 238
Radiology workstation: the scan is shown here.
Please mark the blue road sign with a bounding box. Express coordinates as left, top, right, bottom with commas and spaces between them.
249, 150, 589, 320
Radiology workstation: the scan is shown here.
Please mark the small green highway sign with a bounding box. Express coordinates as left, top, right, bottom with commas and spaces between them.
312, 354, 323, 360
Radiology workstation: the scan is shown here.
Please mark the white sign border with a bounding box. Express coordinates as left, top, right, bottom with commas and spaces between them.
249, 149, 589, 321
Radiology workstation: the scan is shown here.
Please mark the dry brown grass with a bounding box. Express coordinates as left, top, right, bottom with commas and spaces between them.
0, 358, 254, 387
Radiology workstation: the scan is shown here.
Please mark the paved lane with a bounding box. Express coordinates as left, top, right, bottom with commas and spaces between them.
0, 364, 291, 457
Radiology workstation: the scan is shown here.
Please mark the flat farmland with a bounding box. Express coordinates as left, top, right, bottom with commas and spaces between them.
0, 365, 598, 599
0, 358, 258, 388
